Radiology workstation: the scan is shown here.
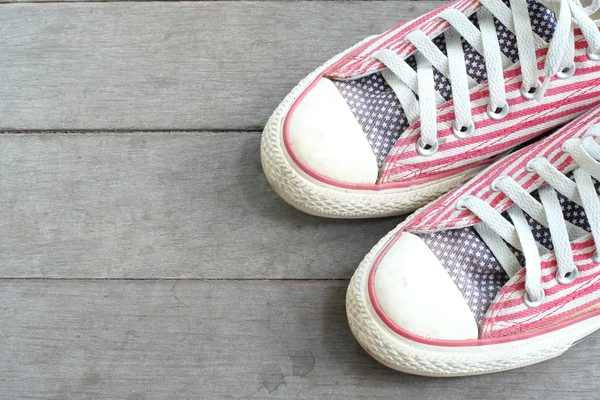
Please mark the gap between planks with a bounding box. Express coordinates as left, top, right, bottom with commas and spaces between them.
0, 131, 403, 280
0, 277, 350, 281
0, 130, 260, 135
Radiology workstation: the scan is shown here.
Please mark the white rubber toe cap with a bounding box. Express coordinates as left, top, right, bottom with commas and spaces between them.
374, 232, 479, 340
288, 78, 378, 185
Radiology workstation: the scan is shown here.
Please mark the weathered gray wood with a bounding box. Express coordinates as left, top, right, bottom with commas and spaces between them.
0, 1, 442, 131
0, 0, 429, 2
2, 0, 596, 398
0, 279, 597, 400
0, 0, 427, 2
0, 132, 401, 279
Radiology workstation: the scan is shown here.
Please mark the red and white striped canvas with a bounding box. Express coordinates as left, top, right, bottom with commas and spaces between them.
377, 35, 600, 185
480, 235, 600, 337
319, 0, 600, 187
400, 106, 600, 337
327, 0, 482, 80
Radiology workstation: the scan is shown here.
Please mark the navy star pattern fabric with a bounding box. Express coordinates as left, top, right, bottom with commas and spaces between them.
333, 0, 557, 167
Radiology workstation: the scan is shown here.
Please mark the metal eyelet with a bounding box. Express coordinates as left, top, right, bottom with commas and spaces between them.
556, 267, 579, 285
520, 82, 540, 100
416, 137, 439, 157
452, 121, 475, 139
490, 176, 507, 192
593, 251, 600, 263
487, 102, 509, 120
560, 138, 577, 153
525, 157, 540, 173
556, 63, 576, 80
523, 287, 545, 308
455, 196, 473, 211
587, 47, 600, 61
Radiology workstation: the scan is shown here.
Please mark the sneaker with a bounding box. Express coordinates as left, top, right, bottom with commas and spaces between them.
346, 105, 600, 376
261, 0, 600, 218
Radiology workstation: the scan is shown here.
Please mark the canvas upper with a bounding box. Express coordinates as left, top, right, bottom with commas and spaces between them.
285, 0, 600, 186
366, 104, 600, 341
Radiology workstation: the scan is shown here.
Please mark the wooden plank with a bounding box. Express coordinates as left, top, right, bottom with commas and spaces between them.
0, 132, 401, 279
0, 0, 430, 2
0, 279, 598, 399
0, 1, 443, 131
0, 0, 428, 2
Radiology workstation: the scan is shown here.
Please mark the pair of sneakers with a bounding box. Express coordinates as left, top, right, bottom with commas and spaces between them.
262, 0, 600, 376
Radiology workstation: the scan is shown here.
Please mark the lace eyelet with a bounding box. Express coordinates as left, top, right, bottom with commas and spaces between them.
416, 137, 438, 156
490, 176, 507, 192
556, 267, 579, 285
593, 251, 600, 263
525, 157, 544, 173
556, 63, 576, 80
452, 121, 475, 139
523, 287, 545, 308
587, 47, 600, 61
560, 138, 577, 153
455, 196, 473, 211
486, 102, 509, 120
520, 82, 540, 100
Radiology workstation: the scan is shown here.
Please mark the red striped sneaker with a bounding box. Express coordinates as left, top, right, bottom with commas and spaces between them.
261, 0, 600, 218
346, 105, 600, 376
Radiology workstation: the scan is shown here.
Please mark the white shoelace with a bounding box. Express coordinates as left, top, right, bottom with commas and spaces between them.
372, 0, 600, 156
457, 127, 600, 307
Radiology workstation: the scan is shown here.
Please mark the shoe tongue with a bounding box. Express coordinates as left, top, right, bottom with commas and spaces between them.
332, 0, 557, 167
416, 173, 597, 324
501, 174, 597, 266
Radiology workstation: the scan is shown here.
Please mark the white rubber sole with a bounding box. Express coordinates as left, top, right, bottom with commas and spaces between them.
346, 221, 600, 376
260, 42, 483, 219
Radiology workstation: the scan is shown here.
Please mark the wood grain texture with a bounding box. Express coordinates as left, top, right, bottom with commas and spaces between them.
3, 1, 595, 397
0, 132, 401, 279
0, 0, 427, 2
0, 279, 598, 400
0, 1, 443, 131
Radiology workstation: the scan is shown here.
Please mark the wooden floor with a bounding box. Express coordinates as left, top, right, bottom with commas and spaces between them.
1, 1, 599, 398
